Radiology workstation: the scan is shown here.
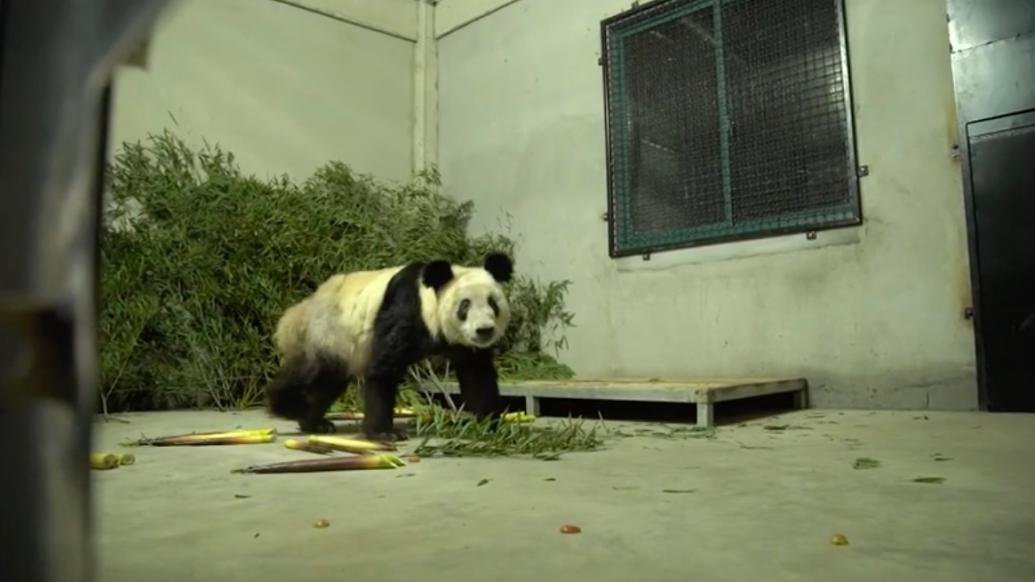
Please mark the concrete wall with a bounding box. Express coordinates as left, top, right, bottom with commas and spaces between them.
287, 0, 418, 40
111, 0, 415, 182
435, 0, 519, 38
437, 0, 978, 409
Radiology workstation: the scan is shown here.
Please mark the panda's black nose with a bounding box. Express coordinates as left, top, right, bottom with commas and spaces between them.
476, 326, 495, 340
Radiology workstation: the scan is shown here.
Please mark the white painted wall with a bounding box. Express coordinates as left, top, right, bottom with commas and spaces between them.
438, 0, 978, 409
288, 0, 418, 40
111, 0, 415, 182
435, 0, 518, 38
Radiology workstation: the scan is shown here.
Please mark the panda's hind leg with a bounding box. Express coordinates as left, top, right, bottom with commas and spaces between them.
265, 354, 351, 434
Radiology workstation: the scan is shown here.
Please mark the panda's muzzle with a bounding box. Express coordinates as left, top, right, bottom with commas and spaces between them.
475, 326, 495, 341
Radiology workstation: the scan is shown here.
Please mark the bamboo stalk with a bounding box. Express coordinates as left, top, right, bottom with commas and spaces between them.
284, 438, 335, 455
232, 454, 406, 474
307, 434, 396, 454
125, 428, 277, 447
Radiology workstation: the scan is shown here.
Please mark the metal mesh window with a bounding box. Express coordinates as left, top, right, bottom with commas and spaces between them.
601, 0, 860, 257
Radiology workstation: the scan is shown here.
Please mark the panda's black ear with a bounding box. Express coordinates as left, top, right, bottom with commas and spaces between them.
422, 260, 454, 291
484, 252, 513, 283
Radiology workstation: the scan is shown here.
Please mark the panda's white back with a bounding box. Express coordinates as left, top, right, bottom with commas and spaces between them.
273, 260, 510, 379
275, 265, 449, 377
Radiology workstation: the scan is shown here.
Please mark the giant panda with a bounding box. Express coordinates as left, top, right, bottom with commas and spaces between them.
264, 253, 514, 441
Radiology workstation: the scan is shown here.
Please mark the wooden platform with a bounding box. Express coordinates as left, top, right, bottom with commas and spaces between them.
420, 377, 809, 428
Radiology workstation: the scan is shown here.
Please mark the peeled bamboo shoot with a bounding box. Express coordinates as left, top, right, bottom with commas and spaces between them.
284, 438, 335, 455
307, 434, 395, 454
127, 428, 277, 446
233, 454, 406, 474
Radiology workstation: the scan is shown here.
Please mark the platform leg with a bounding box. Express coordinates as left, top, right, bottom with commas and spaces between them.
525, 395, 540, 416
696, 402, 714, 428
792, 389, 809, 410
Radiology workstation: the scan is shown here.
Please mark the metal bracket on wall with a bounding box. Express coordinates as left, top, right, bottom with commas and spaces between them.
0, 306, 77, 410
856, 165, 870, 177
964, 306, 974, 320
805, 231, 818, 240
123, 37, 152, 70
950, 144, 960, 159
601, 212, 609, 222
642, 253, 651, 261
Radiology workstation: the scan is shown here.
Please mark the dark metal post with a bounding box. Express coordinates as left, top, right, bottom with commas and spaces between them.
0, 2, 170, 581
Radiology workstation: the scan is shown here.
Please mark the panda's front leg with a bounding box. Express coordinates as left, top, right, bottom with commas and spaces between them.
363, 316, 427, 441
361, 370, 409, 442
450, 347, 504, 426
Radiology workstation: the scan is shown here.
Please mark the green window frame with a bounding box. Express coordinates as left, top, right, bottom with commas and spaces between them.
601, 0, 861, 258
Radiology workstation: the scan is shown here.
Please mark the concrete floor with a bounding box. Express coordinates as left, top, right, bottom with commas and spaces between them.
91, 408, 1035, 582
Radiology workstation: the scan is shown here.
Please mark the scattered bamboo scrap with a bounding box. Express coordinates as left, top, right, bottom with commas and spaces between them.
501, 411, 537, 424
413, 405, 603, 460
89, 452, 135, 470
852, 457, 881, 470
89, 453, 118, 470
122, 428, 277, 447
233, 454, 406, 474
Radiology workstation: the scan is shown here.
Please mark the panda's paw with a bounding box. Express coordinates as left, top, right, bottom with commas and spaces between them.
300, 419, 336, 434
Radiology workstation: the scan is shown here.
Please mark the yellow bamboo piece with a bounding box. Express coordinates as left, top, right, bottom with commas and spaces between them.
135, 430, 277, 446
307, 434, 395, 454
233, 453, 406, 474
90, 453, 120, 470
502, 411, 536, 424
190, 428, 276, 438
284, 438, 335, 455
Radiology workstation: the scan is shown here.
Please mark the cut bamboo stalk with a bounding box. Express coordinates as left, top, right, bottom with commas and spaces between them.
307, 434, 395, 454
284, 438, 335, 455
232, 454, 406, 474
126, 428, 277, 446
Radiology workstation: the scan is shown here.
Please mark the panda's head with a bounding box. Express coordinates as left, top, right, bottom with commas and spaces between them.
422, 253, 513, 349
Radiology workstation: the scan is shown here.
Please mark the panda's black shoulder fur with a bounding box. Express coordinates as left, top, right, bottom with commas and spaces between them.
373, 261, 439, 357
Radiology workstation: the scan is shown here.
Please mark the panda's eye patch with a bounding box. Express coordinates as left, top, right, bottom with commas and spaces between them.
457, 298, 471, 321
488, 297, 499, 317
